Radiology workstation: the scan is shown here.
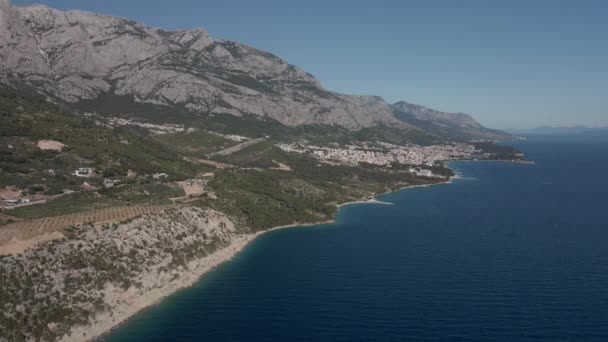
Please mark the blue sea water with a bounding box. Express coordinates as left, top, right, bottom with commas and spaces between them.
104, 134, 608, 341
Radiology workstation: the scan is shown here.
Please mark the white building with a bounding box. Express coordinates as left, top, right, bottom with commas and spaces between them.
417, 169, 433, 177
74, 167, 93, 177
153, 173, 168, 179
103, 178, 119, 188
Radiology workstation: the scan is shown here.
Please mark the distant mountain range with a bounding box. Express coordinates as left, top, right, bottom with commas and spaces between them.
0, 0, 511, 141
510, 126, 608, 135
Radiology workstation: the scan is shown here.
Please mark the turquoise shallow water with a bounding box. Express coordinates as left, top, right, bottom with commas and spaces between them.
104, 134, 608, 341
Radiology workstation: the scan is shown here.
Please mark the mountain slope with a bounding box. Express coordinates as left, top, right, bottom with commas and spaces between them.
0, 0, 510, 140
0, 1, 411, 130
391, 101, 512, 141
0, 90, 201, 193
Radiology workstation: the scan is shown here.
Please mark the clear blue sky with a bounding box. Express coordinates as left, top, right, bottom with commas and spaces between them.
13, 0, 608, 129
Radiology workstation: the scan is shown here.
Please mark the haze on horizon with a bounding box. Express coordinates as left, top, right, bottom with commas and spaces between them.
13, 0, 608, 130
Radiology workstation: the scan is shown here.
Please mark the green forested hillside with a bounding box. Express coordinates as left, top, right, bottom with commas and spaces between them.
0, 91, 448, 227
0, 91, 198, 192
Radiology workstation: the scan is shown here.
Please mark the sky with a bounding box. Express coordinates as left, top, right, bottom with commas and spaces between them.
13, 0, 608, 129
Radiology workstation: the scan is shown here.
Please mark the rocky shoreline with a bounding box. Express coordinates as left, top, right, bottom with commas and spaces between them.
61, 232, 257, 342
0, 176, 456, 342
69, 178, 457, 342
61, 218, 338, 342
59, 156, 538, 342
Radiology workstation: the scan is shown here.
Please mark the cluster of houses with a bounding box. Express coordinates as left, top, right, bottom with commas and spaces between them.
71, 167, 118, 188
277, 142, 475, 168
1, 164, 178, 210
0, 187, 46, 209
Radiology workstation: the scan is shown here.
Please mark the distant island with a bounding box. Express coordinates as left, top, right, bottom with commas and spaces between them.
0, 1, 527, 341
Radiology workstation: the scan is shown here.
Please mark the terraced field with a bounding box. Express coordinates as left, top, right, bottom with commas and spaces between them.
0, 204, 179, 254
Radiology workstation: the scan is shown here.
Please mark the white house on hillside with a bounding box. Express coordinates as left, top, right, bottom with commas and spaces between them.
74, 167, 93, 177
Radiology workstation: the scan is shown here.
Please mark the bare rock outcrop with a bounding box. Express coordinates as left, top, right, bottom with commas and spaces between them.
0, 0, 510, 139
0, 1, 409, 131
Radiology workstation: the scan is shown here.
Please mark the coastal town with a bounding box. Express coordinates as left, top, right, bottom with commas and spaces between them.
277, 141, 478, 168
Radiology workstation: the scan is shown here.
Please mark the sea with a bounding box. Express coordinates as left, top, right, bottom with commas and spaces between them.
104, 133, 608, 341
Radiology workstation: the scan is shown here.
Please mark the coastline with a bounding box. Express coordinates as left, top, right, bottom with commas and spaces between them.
62, 221, 338, 342
62, 176, 457, 341
376, 174, 459, 198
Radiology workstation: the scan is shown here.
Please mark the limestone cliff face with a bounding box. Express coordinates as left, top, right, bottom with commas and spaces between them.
0, 0, 510, 139
0, 1, 408, 130
0, 0, 52, 76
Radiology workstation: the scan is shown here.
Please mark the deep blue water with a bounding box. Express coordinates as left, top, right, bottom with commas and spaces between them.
104, 134, 608, 341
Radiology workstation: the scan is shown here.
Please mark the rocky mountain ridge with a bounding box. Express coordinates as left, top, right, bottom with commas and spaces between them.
0, 0, 509, 139
391, 101, 512, 140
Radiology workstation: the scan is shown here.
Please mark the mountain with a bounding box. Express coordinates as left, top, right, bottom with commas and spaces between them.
391, 101, 512, 141
0, 0, 510, 140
